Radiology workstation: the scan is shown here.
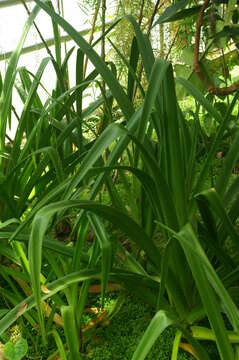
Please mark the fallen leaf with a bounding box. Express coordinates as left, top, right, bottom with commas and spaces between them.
179, 342, 199, 360
41, 285, 50, 294
82, 310, 107, 333
85, 307, 100, 315
0, 342, 4, 360
216, 151, 223, 159
79, 283, 121, 294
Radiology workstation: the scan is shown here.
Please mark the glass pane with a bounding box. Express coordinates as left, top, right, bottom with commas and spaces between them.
0, 0, 116, 137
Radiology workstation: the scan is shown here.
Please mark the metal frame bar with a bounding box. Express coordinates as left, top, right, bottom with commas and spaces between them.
0, 28, 90, 61
0, 0, 32, 8
0, 0, 113, 62
0, 21, 113, 61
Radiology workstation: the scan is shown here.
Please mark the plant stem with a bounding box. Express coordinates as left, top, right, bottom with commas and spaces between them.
171, 330, 182, 360
191, 326, 239, 343
83, 0, 101, 79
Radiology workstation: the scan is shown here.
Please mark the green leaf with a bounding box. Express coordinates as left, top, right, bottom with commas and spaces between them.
50, 329, 67, 360
76, 48, 84, 153
15, 338, 28, 360
0, 269, 101, 337
108, 37, 144, 99
196, 188, 239, 252
0, 218, 20, 230
191, 325, 239, 343
3, 342, 15, 360
160, 66, 187, 226
0, 309, 8, 319
155, 5, 201, 25
127, 36, 141, 101
63, 123, 125, 199
154, 0, 189, 25
33, 0, 133, 120
177, 83, 239, 193
126, 16, 154, 79
171, 330, 182, 360
88, 213, 112, 307
0, 268, 158, 337
29, 199, 161, 343
0, 4, 41, 157
132, 310, 176, 360
10, 57, 50, 167
85, 108, 142, 203
177, 224, 237, 359
61, 306, 79, 360
176, 77, 222, 124
216, 130, 239, 197
137, 59, 169, 145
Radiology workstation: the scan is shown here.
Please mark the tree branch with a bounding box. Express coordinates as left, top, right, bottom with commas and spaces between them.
193, 0, 239, 95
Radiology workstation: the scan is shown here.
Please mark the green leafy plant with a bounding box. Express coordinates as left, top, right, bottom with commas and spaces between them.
1, 1, 239, 360
3, 338, 28, 360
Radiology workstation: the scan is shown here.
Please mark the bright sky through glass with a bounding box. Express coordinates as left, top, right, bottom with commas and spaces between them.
0, 0, 156, 138
0, 0, 103, 138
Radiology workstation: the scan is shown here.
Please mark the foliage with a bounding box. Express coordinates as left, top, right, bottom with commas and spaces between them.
111, 0, 155, 77
157, 0, 239, 95
0, 1, 239, 360
3, 338, 28, 360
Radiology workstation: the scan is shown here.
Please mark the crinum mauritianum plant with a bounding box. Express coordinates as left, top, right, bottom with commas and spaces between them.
1, 1, 239, 359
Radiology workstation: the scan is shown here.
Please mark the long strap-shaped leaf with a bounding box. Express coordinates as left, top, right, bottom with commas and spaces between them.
0, 269, 101, 337
88, 213, 112, 307
177, 224, 235, 360
177, 77, 222, 124
0, 268, 159, 338
132, 310, 176, 360
178, 79, 239, 194
79, 108, 142, 206
61, 306, 79, 360
154, 1, 200, 25
216, 130, 239, 198
176, 223, 239, 331
161, 66, 187, 226
10, 57, 51, 168
136, 59, 170, 148
33, 0, 133, 120
158, 219, 239, 354
108, 37, 145, 99
29, 200, 162, 341
0, 5, 41, 159
125, 15, 155, 80
65, 56, 171, 203
196, 188, 239, 252
63, 123, 126, 199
